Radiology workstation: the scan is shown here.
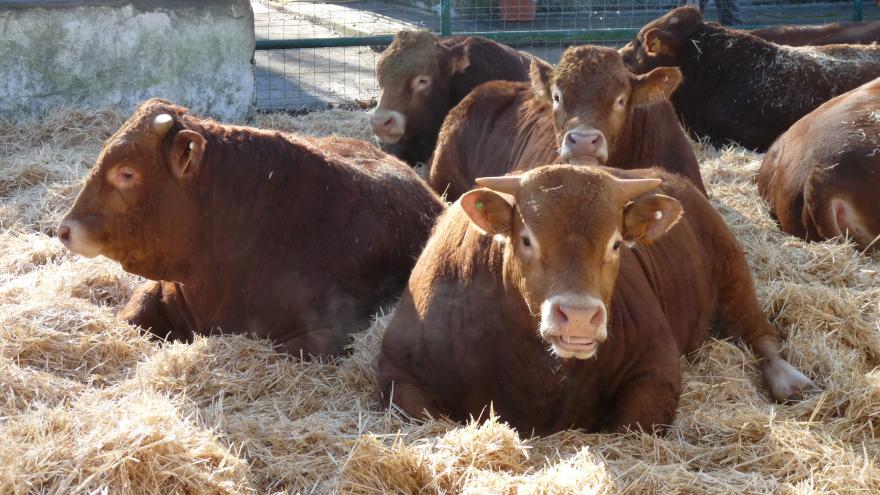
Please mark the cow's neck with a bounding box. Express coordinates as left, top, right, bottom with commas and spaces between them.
168, 130, 327, 319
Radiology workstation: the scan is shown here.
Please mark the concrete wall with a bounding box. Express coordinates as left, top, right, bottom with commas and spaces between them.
0, 0, 255, 122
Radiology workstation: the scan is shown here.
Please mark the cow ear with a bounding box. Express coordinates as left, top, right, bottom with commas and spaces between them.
460, 188, 515, 236
529, 58, 554, 98
643, 28, 678, 57
169, 130, 206, 179
447, 41, 471, 75
623, 193, 683, 244
630, 66, 682, 107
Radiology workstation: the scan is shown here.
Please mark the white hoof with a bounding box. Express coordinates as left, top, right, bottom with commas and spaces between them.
764, 358, 815, 402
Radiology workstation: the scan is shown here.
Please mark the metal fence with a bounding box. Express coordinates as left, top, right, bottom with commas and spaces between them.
253, 0, 879, 111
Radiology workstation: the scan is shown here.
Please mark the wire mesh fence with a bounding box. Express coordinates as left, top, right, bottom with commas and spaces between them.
252, 0, 880, 111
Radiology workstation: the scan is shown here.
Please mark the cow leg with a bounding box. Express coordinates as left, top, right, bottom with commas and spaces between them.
713, 250, 814, 402
278, 325, 357, 360
118, 280, 193, 343
381, 378, 444, 422
603, 369, 681, 434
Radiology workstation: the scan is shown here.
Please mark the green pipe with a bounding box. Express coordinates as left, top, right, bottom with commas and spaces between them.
441, 0, 452, 36
854, 0, 864, 21
256, 35, 395, 50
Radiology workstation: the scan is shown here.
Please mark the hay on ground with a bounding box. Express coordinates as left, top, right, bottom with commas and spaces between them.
1, 107, 879, 494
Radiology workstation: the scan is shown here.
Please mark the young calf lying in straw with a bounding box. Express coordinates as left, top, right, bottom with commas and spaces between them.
378, 164, 813, 434
57, 98, 444, 359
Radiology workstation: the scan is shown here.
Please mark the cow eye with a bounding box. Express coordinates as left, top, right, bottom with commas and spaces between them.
413, 76, 431, 90
613, 240, 621, 250
616, 96, 626, 106
111, 167, 139, 189
521, 235, 532, 248
552, 93, 560, 103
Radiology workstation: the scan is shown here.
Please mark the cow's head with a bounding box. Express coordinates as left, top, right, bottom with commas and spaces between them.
619, 6, 705, 74
460, 165, 683, 359
372, 30, 470, 145
57, 98, 206, 280
530, 45, 682, 165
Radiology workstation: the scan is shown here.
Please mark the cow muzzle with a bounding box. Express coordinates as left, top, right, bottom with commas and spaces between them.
561, 127, 608, 164
540, 294, 608, 359
370, 109, 406, 144
57, 217, 103, 258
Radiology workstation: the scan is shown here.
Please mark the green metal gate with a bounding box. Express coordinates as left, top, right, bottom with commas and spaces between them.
253, 0, 875, 110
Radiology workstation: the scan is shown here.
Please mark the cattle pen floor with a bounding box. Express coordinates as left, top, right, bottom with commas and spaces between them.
2, 108, 880, 494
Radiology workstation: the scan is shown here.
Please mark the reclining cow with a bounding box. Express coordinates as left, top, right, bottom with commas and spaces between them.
371, 31, 535, 165
749, 20, 880, 47
58, 98, 445, 358
758, 77, 880, 251
428, 45, 705, 201
378, 164, 812, 434
620, 6, 880, 151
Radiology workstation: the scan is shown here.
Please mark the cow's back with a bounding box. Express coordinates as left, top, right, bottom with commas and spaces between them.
447, 37, 533, 108
750, 21, 880, 46
428, 81, 558, 200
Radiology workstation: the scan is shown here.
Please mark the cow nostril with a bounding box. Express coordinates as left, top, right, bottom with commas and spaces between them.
554, 305, 569, 325
58, 225, 71, 242
589, 308, 603, 328
382, 117, 394, 128
588, 134, 601, 145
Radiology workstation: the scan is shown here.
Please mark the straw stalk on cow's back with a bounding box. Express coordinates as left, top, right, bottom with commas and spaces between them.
378, 164, 813, 434
57, 98, 445, 358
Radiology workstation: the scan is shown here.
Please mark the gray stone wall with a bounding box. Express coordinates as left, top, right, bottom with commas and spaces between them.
0, 0, 255, 122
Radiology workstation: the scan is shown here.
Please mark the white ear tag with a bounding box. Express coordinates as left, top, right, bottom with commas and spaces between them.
654, 211, 663, 220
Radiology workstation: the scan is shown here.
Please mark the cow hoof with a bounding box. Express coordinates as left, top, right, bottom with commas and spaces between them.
763, 358, 816, 402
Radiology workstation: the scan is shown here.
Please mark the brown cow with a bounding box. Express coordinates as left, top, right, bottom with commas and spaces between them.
749, 20, 880, 47
428, 45, 705, 201
620, 6, 880, 151
57, 98, 445, 358
758, 77, 880, 251
371, 31, 534, 165
377, 164, 812, 434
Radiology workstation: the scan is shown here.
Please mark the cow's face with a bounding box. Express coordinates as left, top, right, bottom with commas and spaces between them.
58, 98, 205, 280
619, 5, 704, 74
372, 30, 470, 146
460, 165, 683, 359
530, 46, 682, 164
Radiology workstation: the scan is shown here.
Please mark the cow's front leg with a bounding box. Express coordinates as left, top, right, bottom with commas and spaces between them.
118, 280, 193, 343
603, 368, 682, 434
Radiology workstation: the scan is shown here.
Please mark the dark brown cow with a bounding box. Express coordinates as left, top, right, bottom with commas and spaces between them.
57, 98, 445, 358
378, 164, 811, 434
619, 6, 880, 151
758, 77, 880, 251
371, 31, 534, 165
749, 20, 880, 47
428, 45, 705, 201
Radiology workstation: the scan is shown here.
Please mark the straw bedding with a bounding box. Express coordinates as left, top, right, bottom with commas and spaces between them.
1, 107, 879, 494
